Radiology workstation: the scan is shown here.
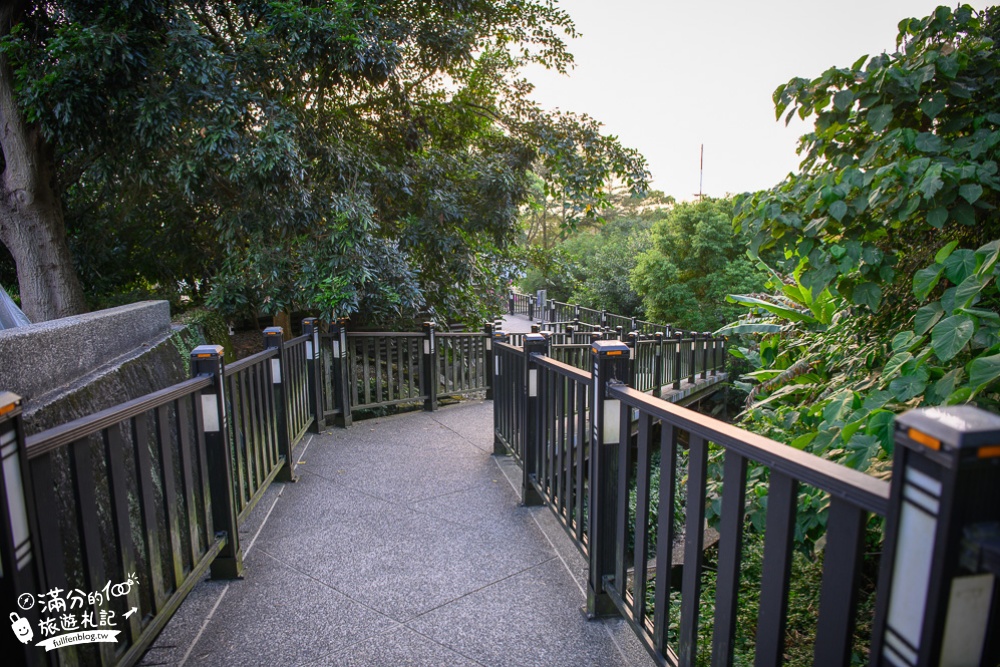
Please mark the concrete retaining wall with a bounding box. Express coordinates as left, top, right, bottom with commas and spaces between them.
0, 301, 207, 434
0, 301, 171, 400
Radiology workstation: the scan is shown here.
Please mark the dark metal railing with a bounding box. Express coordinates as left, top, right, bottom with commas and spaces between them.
283, 334, 314, 445
507, 291, 708, 342
490, 340, 996, 667
492, 341, 526, 463
224, 347, 285, 522
509, 291, 531, 317
549, 343, 592, 370
525, 348, 592, 553
344, 332, 426, 411
321, 326, 492, 415
18, 377, 220, 666
2, 327, 315, 667
437, 332, 489, 397
600, 383, 889, 666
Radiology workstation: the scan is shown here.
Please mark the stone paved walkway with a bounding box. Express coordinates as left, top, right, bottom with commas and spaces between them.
141, 401, 654, 666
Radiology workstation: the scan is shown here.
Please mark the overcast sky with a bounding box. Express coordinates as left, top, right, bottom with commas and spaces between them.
525, 1, 992, 202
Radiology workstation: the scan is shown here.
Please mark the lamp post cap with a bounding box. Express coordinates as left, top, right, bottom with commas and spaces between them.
897, 405, 1000, 450
263, 327, 283, 336
191, 345, 224, 358
0, 391, 22, 415
524, 333, 547, 343
591, 340, 630, 356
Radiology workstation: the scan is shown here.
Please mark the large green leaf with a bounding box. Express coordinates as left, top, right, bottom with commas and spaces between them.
959, 183, 984, 204
726, 294, 818, 323
927, 206, 948, 228
927, 368, 963, 404
976, 240, 1000, 275
915, 132, 942, 152
931, 314, 975, 361
920, 94, 946, 119
890, 375, 927, 401
944, 249, 977, 284
913, 264, 944, 300
828, 200, 848, 221
852, 281, 881, 311
715, 322, 784, 336
881, 351, 912, 382
934, 240, 960, 264
833, 89, 854, 112
954, 274, 989, 308
867, 104, 894, 132
914, 302, 945, 335
865, 409, 896, 454
862, 390, 893, 411
968, 353, 1000, 391
891, 331, 915, 351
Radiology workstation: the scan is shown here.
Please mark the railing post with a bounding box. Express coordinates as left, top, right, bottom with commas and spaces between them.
0, 392, 42, 667
509, 290, 515, 316
574, 304, 581, 319
263, 327, 297, 483
549, 299, 556, 324
630, 317, 638, 332
301, 317, 326, 432
625, 331, 638, 388
484, 321, 494, 400
674, 331, 684, 390
522, 333, 549, 506
615, 325, 623, 341
492, 330, 509, 456
688, 332, 697, 384
718, 335, 726, 375
601, 309, 608, 329
871, 406, 1000, 667
329, 319, 352, 427
191, 345, 243, 579
528, 296, 535, 322
565, 324, 575, 348
422, 321, 438, 412
588, 339, 630, 617
653, 332, 663, 399
531, 323, 540, 334
701, 331, 710, 380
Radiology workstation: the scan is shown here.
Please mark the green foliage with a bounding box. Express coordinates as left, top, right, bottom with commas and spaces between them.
569, 224, 651, 316
631, 198, 769, 332
643, 531, 877, 666
3, 1, 648, 326
518, 192, 668, 313
736, 5, 1000, 304
175, 308, 235, 362
723, 7, 1000, 544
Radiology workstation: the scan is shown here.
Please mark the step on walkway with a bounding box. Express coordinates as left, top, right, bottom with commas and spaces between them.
141, 401, 654, 666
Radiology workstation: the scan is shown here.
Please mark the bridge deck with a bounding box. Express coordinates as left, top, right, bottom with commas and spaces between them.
142, 401, 653, 666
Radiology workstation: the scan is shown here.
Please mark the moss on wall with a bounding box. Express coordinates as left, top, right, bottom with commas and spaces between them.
175, 308, 235, 362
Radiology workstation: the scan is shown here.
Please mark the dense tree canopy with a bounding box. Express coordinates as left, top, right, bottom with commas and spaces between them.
631, 198, 768, 332
0, 0, 648, 324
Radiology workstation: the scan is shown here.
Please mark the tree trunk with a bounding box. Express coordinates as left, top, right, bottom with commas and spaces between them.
0, 8, 87, 323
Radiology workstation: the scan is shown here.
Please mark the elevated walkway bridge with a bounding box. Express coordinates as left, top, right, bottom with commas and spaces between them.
2, 298, 996, 667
